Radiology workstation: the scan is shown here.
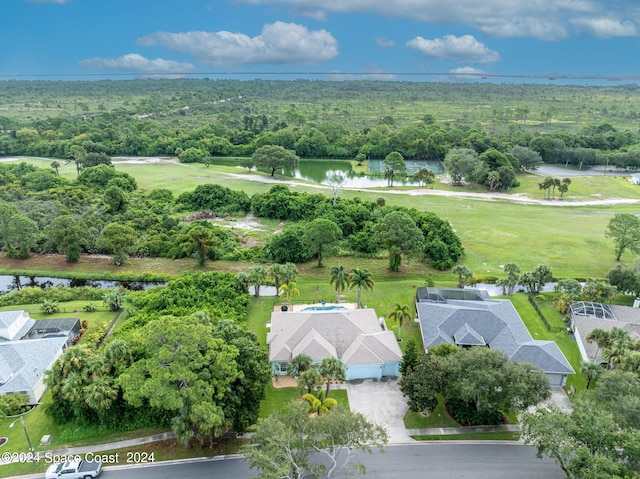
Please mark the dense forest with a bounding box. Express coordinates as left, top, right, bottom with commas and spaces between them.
1, 80, 640, 171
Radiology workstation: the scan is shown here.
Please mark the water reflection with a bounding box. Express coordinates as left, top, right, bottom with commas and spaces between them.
0, 275, 165, 294
268, 159, 443, 188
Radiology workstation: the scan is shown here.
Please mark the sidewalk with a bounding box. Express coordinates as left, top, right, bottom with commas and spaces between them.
0, 432, 176, 465
1, 422, 522, 466
406, 424, 521, 436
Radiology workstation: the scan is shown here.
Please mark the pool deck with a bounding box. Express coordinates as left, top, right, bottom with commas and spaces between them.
272, 302, 358, 312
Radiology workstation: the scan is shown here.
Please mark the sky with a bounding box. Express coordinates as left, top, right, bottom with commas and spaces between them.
2, 0, 640, 84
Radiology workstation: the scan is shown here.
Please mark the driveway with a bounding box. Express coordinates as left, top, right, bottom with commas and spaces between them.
345, 377, 414, 444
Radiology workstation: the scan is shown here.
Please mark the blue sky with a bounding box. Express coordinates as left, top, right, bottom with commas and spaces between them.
3, 0, 640, 83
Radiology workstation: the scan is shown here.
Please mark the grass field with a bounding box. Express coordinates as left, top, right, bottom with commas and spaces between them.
9, 157, 640, 282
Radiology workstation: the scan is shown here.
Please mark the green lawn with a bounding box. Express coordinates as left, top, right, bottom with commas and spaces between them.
412, 431, 521, 441
0, 301, 118, 347
258, 383, 349, 419
12, 157, 640, 282
404, 398, 460, 429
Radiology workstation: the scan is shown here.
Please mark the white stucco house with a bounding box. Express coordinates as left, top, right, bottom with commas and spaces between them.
415, 288, 575, 387
267, 307, 402, 380
0, 311, 79, 403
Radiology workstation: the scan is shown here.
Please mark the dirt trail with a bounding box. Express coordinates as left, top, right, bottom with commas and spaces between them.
19, 156, 639, 208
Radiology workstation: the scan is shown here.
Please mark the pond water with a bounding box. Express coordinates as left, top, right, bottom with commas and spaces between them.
270, 159, 443, 188
0, 275, 166, 294
248, 285, 278, 296
472, 282, 559, 296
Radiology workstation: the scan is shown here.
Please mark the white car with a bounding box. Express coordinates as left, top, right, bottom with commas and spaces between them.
45, 459, 103, 479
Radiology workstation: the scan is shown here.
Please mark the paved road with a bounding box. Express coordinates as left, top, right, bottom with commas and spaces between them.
89, 444, 563, 479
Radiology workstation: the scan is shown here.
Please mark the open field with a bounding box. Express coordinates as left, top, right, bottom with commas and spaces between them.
6, 156, 639, 281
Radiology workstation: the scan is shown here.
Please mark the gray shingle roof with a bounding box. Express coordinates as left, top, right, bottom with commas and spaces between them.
0, 337, 67, 396
453, 323, 486, 346
417, 295, 574, 376
572, 305, 640, 362
510, 341, 574, 374
268, 309, 401, 365
0, 311, 25, 329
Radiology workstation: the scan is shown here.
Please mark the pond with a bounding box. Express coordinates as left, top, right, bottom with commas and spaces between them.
269, 159, 443, 188
472, 282, 560, 296
0, 275, 166, 295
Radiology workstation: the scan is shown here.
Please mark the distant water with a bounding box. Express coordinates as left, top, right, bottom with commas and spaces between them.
0, 275, 165, 294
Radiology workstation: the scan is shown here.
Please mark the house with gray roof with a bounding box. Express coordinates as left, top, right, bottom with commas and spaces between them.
0, 311, 79, 403
267, 308, 402, 380
415, 287, 574, 386
570, 302, 640, 363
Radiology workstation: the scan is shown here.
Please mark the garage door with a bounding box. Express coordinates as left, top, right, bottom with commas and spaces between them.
381, 362, 400, 377
346, 364, 380, 380
545, 373, 564, 387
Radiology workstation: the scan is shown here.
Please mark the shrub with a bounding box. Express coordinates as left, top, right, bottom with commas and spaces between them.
445, 397, 504, 426
40, 299, 60, 314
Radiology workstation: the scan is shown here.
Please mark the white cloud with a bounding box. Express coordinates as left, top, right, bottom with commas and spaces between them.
238, 0, 640, 40
79, 54, 195, 78
570, 17, 637, 37
137, 21, 338, 68
449, 66, 487, 78
375, 37, 396, 47
407, 35, 500, 64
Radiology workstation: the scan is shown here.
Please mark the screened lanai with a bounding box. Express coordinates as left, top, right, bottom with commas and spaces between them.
570, 301, 617, 321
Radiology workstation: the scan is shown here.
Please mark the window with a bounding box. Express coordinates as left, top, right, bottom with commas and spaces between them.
279, 362, 288, 372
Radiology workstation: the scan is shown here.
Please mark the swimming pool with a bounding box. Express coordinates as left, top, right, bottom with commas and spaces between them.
302, 306, 347, 311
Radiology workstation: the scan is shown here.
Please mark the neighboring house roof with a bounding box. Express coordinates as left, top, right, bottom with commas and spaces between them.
0, 337, 67, 397
0, 313, 80, 400
0, 311, 25, 329
268, 309, 402, 366
416, 289, 574, 376
572, 304, 640, 362
0, 311, 36, 342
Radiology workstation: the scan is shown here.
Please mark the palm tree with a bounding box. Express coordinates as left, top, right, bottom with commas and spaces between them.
621, 351, 640, 375
389, 303, 412, 340
268, 263, 285, 291
586, 328, 609, 362
503, 262, 520, 295
452, 265, 473, 289
278, 281, 300, 306
84, 376, 118, 410
329, 265, 348, 303
348, 268, 374, 308
580, 361, 602, 389
302, 389, 337, 416
286, 354, 313, 378
603, 327, 632, 369
50, 160, 61, 175
318, 356, 346, 397
247, 266, 268, 298
281, 262, 299, 286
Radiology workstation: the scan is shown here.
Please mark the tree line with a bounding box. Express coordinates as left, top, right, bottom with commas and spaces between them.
3, 80, 640, 173
0, 162, 463, 270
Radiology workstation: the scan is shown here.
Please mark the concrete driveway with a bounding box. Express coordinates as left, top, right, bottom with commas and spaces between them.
345, 377, 414, 444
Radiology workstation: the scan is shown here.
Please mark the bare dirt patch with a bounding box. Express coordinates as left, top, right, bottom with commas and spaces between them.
272, 376, 298, 388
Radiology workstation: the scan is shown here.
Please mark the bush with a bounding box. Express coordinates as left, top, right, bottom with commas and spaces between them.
0, 286, 106, 307
40, 299, 60, 314
445, 397, 504, 426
